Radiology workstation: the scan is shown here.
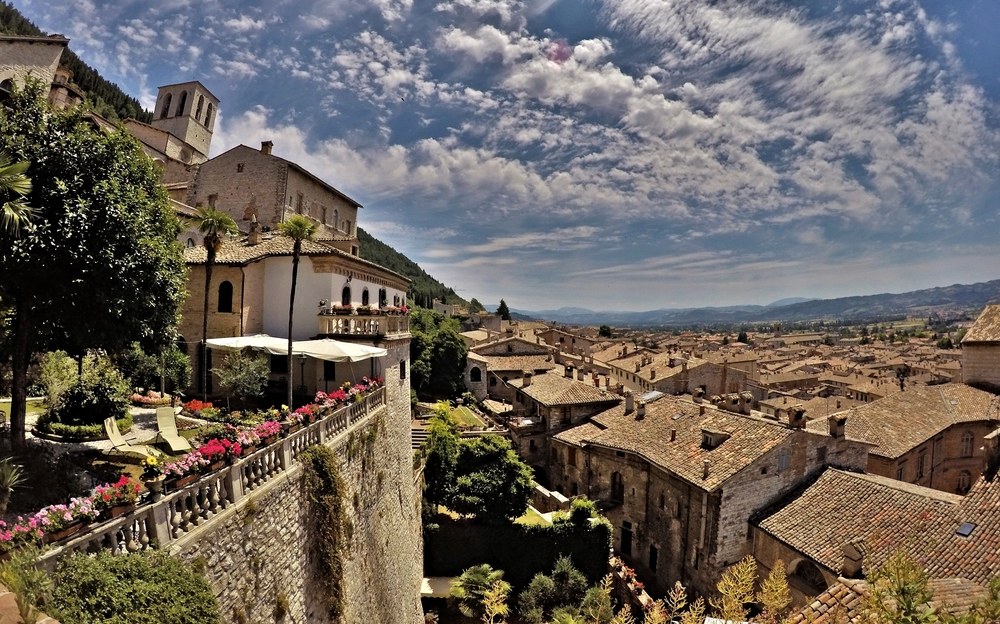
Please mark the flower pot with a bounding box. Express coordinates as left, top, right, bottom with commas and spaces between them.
144, 476, 165, 502
209, 460, 226, 472
241, 444, 258, 457
263, 435, 278, 446
103, 503, 135, 520
45, 521, 87, 544
282, 422, 301, 436
169, 474, 199, 491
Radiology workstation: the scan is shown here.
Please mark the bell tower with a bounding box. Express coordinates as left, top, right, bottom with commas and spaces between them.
150, 81, 219, 163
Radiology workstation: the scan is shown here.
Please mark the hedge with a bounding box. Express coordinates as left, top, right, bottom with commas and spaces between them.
35, 413, 133, 441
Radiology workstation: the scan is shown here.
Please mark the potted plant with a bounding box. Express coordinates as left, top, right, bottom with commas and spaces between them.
141, 455, 166, 501
356, 304, 378, 316
330, 303, 353, 315
163, 454, 208, 490
254, 420, 282, 445
94, 476, 142, 520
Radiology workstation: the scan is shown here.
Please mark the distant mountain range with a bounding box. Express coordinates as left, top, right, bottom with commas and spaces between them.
504, 279, 1000, 327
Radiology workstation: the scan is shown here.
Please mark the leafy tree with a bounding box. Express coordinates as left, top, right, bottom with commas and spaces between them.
518, 556, 590, 624
861, 549, 936, 624
115, 342, 190, 396
451, 564, 507, 620
469, 298, 486, 314
598, 325, 613, 338
710, 556, 756, 623
482, 580, 512, 624
452, 434, 533, 523
497, 299, 511, 321
48, 352, 130, 427
0, 84, 186, 447
212, 348, 270, 406
428, 327, 468, 398
409, 308, 468, 400
191, 206, 238, 401
423, 402, 460, 509
277, 215, 318, 408
756, 559, 792, 624
737, 330, 749, 343
38, 350, 77, 406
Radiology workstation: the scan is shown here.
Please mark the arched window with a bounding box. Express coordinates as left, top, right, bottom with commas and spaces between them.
195, 94, 204, 120
160, 93, 172, 119
218, 281, 233, 313
470, 367, 482, 383
341, 285, 351, 306
611, 472, 624, 502
958, 470, 972, 494
0, 78, 13, 104
362, 288, 370, 306
186, 237, 196, 248
176, 90, 188, 116
334, 209, 339, 230
205, 102, 214, 127
961, 431, 975, 458
791, 560, 827, 594
379, 288, 387, 308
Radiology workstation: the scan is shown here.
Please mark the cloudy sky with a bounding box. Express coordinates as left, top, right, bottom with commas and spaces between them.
18, 0, 1000, 311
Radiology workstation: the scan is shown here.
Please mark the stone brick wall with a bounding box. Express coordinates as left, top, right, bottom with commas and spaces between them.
963, 344, 1000, 389
174, 341, 423, 623
0, 39, 63, 89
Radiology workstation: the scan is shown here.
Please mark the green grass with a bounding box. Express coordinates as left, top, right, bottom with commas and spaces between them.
0, 398, 45, 416
515, 507, 552, 527
451, 406, 483, 428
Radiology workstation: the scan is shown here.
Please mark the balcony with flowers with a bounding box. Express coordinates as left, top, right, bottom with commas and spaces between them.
316, 303, 409, 338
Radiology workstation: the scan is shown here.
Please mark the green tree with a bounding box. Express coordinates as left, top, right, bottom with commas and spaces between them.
737, 330, 749, 343
428, 327, 468, 398
469, 298, 486, 314
115, 342, 190, 396
598, 325, 613, 338
451, 564, 507, 620
518, 556, 589, 624
212, 348, 270, 407
710, 556, 756, 623
422, 402, 460, 508
277, 215, 318, 408
191, 206, 238, 401
497, 299, 511, 321
0, 84, 186, 447
452, 434, 533, 523
861, 550, 936, 624
0, 151, 32, 235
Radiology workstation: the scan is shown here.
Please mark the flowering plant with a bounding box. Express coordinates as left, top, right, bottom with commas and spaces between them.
229, 424, 261, 448
197, 438, 241, 463
329, 303, 353, 314
182, 399, 214, 415
93, 476, 142, 509
163, 452, 209, 478
0, 519, 42, 553
254, 420, 282, 440
141, 455, 163, 480
130, 390, 172, 406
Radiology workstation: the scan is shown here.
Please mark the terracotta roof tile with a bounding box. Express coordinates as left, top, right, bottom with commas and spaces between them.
963, 305, 1000, 343
513, 371, 621, 407
479, 355, 558, 374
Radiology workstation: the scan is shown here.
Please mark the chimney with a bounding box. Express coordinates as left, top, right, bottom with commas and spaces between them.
787, 407, 806, 429
624, 391, 634, 414
651, 368, 656, 380
260, 140, 273, 155
247, 213, 263, 245
636, 401, 646, 420
577, 369, 585, 382
670, 429, 676, 442
841, 541, 865, 578
829, 414, 847, 438
693, 387, 704, 404
522, 371, 532, 387
564, 365, 573, 379
702, 459, 710, 480
699, 405, 706, 417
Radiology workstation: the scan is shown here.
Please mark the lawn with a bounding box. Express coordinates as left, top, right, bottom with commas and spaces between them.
0, 398, 45, 416
451, 406, 484, 428
515, 506, 552, 527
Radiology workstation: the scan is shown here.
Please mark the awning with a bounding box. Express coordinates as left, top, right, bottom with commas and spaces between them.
205, 334, 386, 362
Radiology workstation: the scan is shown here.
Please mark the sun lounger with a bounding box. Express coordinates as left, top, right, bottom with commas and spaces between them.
103, 416, 158, 463
153, 407, 192, 452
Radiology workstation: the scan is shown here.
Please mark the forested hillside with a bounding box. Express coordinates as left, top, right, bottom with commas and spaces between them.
358, 228, 468, 309
0, 1, 150, 122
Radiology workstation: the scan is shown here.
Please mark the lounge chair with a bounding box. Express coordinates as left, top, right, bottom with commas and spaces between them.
153, 407, 192, 452
103, 417, 158, 463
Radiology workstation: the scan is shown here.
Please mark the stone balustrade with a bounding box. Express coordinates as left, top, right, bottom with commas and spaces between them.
316, 313, 409, 338
38, 387, 387, 569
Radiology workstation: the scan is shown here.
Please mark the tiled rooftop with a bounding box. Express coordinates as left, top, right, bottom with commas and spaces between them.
756, 469, 962, 574
804, 383, 1000, 459
478, 354, 558, 374
513, 371, 621, 407
963, 305, 1000, 343
561, 396, 799, 490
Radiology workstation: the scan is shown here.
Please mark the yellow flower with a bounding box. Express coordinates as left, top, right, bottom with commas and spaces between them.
144, 455, 158, 467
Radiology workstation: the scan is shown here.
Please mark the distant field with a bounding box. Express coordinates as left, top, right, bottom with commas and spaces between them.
451, 406, 483, 428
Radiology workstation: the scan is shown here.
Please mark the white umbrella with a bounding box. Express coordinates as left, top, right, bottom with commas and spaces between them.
205, 334, 296, 355
294, 339, 387, 362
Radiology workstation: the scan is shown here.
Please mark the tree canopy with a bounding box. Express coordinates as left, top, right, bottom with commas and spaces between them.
409, 308, 468, 400
0, 83, 186, 445
497, 299, 511, 321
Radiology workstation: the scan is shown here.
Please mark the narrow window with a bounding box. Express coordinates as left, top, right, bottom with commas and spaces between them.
208, 193, 218, 207
296, 193, 304, 214
400, 359, 406, 380
217, 281, 233, 313
185, 237, 196, 248
777, 449, 790, 472
160, 93, 172, 119
345, 219, 352, 235
958, 470, 972, 494
961, 431, 974, 458
237, 163, 245, 173
649, 545, 658, 573
334, 209, 339, 229
176, 90, 188, 116
470, 367, 482, 383
205, 102, 214, 127
896, 460, 907, 481
917, 452, 927, 479
379, 288, 387, 308
568, 448, 577, 467
362, 288, 370, 306
341, 285, 351, 306
195, 94, 204, 119
321, 205, 327, 224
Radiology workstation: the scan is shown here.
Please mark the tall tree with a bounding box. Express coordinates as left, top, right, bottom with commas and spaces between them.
278, 215, 317, 408
191, 206, 237, 401
497, 299, 511, 321
0, 83, 186, 447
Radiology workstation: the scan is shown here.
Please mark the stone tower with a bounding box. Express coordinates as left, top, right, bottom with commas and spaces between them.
151, 81, 219, 163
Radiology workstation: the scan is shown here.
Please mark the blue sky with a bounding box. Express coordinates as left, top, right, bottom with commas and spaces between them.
18, 0, 1000, 311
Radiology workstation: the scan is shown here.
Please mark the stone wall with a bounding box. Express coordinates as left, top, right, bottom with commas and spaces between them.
172, 350, 422, 623
963, 344, 1000, 390
0, 38, 64, 90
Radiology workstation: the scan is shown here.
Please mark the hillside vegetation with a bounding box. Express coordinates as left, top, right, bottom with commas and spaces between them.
358, 227, 468, 309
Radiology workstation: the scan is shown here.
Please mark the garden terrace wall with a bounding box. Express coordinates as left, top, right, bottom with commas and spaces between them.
40, 346, 425, 624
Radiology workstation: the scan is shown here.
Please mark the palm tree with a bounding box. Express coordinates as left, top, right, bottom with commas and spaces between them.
0, 151, 33, 235
192, 206, 238, 401
278, 215, 318, 409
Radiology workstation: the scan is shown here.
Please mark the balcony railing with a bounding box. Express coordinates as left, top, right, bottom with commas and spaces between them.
317, 312, 409, 338
38, 387, 386, 568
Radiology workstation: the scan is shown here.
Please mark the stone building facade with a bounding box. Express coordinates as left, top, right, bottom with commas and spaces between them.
550, 396, 868, 598
962, 305, 1000, 391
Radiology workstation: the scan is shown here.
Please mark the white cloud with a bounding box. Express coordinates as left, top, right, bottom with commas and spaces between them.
223, 15, 266, 32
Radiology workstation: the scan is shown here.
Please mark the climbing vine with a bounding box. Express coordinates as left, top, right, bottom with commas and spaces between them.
300, 445, 351, 621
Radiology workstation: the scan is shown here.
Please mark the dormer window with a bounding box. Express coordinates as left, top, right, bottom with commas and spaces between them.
700, 428, 731, 450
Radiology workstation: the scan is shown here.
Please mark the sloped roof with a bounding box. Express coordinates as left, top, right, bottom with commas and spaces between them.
925, 476, 1000, 585
480, 355, 557, 374
963, 305, 1000, 343
804, 384, 1000, 459
513, 371, 620, 407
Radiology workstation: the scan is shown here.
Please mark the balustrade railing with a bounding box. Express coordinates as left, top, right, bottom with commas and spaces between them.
317, 313, 409, 337
38, 387, 387, 567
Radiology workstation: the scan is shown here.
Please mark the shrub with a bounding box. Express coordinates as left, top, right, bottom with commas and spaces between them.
38, 350, 76, 407
48, 356, 129, 427
50, 550, 220, 624
35, 414, 132, 441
